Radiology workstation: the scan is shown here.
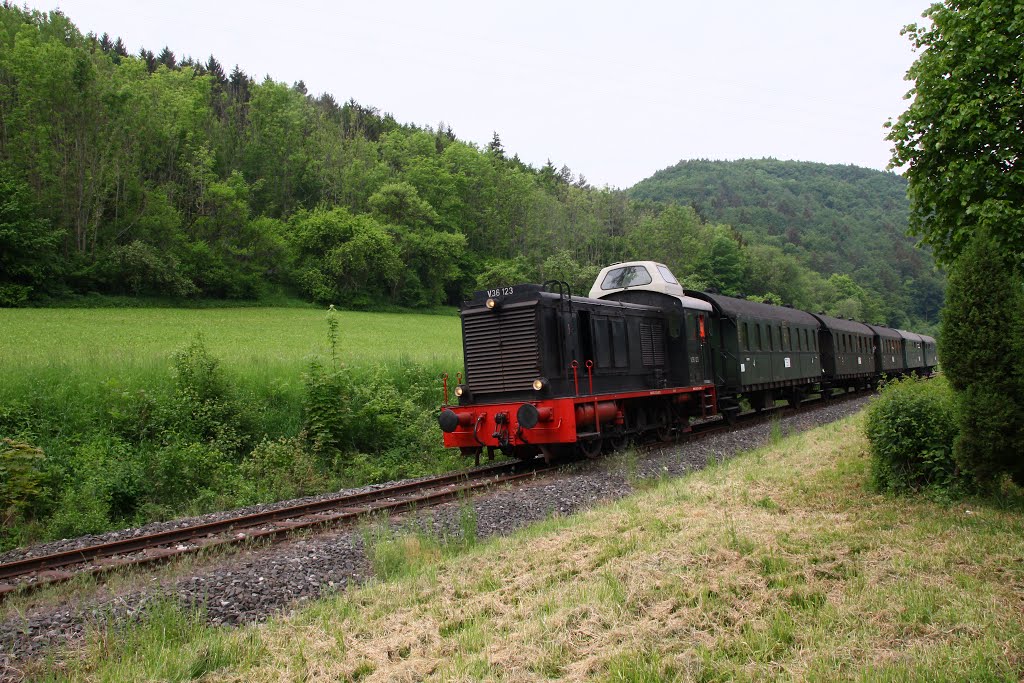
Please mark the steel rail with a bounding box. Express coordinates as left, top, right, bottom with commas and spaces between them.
0, 460, 546, 596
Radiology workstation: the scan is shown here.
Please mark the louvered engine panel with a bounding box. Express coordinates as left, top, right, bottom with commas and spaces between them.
463, 304, 540, 393
640, 321, 665, 367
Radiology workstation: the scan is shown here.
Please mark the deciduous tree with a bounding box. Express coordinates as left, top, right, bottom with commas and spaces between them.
887, 0, 1024, 269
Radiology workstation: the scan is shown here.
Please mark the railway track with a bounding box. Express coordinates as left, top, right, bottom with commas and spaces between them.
0, 387, 869, 600
0, 460, 553, 599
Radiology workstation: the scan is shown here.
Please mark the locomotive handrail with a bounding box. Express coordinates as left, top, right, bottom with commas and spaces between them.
543, 279, 574, 319
472, 414, 486, 447
544, 280, 574, 376
543, 279, 573, 302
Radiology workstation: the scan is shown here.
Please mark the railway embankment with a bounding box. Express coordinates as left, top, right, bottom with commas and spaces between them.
7, 400, 1024, 681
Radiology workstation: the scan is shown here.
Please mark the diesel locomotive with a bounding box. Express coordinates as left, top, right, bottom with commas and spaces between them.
438, 261, 935, 461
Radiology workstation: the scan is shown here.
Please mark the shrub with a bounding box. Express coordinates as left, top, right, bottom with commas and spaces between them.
41, 437, 144, 537
146, 440, 235, 511
239, 436, 323, 503
0, 438, 46, 526
302, 359, 352, 462
865, 376, 961, 494
170, 336, 246, 453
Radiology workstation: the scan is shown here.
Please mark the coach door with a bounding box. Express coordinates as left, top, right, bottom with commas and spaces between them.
686, 310, 712, 384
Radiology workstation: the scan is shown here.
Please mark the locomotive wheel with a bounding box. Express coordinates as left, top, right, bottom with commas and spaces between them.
609, 433, 631, 452
577, 437, 604, 459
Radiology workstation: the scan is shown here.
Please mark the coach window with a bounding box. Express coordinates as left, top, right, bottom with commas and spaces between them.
741, 322, 749, 351
785, 327, 792, 351
755, 324, 763, 351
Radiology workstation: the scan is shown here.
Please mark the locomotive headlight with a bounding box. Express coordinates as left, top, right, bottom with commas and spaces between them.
485, 298, 497, 309
454, 385, 465, 397
532, 378, 548, 391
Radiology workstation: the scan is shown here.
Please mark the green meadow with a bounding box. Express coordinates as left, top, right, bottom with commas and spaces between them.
0, 307, 462, 374
0, 308, 465, 549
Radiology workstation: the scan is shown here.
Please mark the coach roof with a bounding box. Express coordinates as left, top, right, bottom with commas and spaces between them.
686, 291, 820, 327
810, 313, 874, 335
866, 324, 902, 341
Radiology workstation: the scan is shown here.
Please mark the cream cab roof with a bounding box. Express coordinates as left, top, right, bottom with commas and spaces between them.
588, 260, 713, 312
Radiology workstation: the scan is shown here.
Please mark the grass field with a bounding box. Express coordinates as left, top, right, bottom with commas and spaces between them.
0, 307, 462, 375
0, 307, 466, 547
34, 412, 1024, 681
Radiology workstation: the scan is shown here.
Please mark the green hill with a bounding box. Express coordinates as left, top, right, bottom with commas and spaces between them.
630, 159, 943, 328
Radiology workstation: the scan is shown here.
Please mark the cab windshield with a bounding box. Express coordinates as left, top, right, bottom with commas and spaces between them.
600, 265, 653, 290
656, 265, 678, 285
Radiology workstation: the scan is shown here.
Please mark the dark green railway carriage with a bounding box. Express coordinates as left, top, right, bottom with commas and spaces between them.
812, 314, 878, 391
898, 329, 925, 370
920, 334, 938, 371
867, 324, 905, 374
687, 291, 820, 412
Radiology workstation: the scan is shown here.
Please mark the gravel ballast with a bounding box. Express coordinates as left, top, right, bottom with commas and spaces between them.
0, 397, 870, 680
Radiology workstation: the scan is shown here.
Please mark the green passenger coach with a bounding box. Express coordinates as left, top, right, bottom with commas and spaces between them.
686, 291, 820, 415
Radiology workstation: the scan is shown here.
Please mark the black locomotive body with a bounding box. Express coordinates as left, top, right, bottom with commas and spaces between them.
440, 280, 717, 460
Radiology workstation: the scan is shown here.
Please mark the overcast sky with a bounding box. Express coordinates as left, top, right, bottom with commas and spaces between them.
34, 0, 926, 188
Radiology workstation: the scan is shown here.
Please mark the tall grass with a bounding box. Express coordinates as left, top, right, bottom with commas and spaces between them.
0, 308, 465, 549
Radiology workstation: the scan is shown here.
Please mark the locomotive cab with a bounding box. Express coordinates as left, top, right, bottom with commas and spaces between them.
589, 261, 714, 388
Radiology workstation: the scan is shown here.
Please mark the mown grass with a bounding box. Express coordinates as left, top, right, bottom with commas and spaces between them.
31, 412, 1024, 681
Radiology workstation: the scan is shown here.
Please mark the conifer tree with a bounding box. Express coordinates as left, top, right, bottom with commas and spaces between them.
206, 55, 227, 85
156, 46, 176, 69
229, 65, 251, 103
139, 48, 157, 72
486, 131, 504, 159
112, 37, 128, 57
98, 32, 112, 52
940, 228, 1024, 486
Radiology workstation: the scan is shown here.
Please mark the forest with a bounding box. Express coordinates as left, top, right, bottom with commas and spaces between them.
0, 5, 941, 329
